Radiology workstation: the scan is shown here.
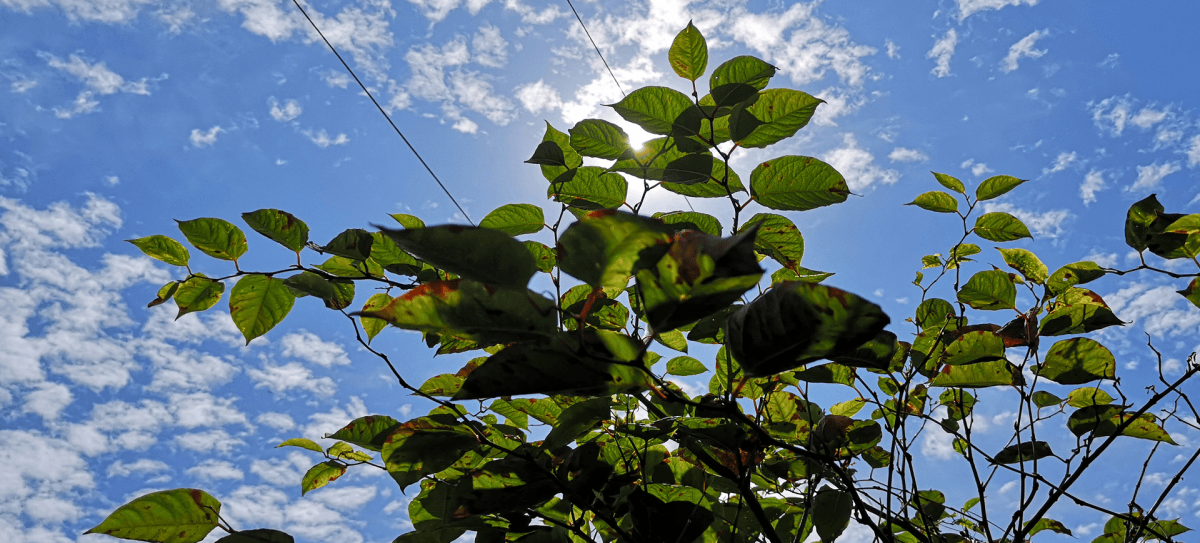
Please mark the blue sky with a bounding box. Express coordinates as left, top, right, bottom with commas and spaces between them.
2, 0, 1200, 542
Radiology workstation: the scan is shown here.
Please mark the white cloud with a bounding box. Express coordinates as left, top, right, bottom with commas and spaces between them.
822, 133, 899, 191
257, 412, 296, 431
1080, 169, 1106, 205
888, 147, 929, 163
956, 0, 1039, 20
1000, 29, 1050, 73
268, 97, 303, 122
404, 36, 516, 128
323, 70, 351, 88
1106, 283, 1200, 338
727, 3, 876, 87
514, 80, 563, 115
11, 78, 37, 93
1089, 95, 1134, 136
280, 330, 351, 367
50, 91, 100, 119
2, 0, 157, 23
1131, 107, 1170, 129
301, 128, 350, 147
22, 381, 72, 421
927, 29, 957, 78
961, 159, 992, 177
1129, 162, 1181, 192
168, 392, 248, 429
309, 486, 378, 512
175, 428, 245, 454
1186, 135, 1200, 168
107, 459, 170, 478
186, 459, 245, 481
250, 452, 310, 486
406, 0, 462, 23
248, 361, 337, 396
982, 202, 1071, 238
472, 24, 508, 68
1043, 151, 1077, 176
190, 126, 223, 148
40, 52, 151, 95
921, 426, 956, 460
885, 39, 899, 59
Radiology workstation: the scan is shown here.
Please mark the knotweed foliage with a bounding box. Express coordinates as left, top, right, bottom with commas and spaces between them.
101, 24, 1197, 543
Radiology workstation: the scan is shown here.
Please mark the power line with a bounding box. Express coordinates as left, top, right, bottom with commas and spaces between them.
564, 0, 624, 97
289, 0, 475, 225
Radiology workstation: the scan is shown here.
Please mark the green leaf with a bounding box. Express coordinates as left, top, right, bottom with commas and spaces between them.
1032, 391, 1063, 408
660, 153, 715, 184
327, 441, 372, 462
666, 356, 707, 376
812, 488, 852, 542
1068, 406, 1177, 444
669, 21, 708, 81
216, 529, 294, 543
557, 210, 674, 289
523, 241, 556, 273
241, 209, 309, 253
453, 332, 652, 400
229, 275, 295, 344
772, 266, 834, 285
794, 362, 854, 387
635, 225, 764, 332
548, 167, 628, 210
932, 172, 965, 194
176, 218, 248, 261
738, 89, 823, 149
997, 247, 1049, 284
569, 119, 633, 160
830, 398, 866, 417
975, 175, 1026, 201
320, 279, 352, 311
276, 438, 323, 453
1035, 337, 1116, 384
906, 191, 959, 213
726, 281, 890, 377
653, 211, 722, 236
148, 281, 179, 308
914, 298, 955, 330
742, 213, 804, 272
709, 55, 775, 91
710, 83, 758, 109
283, 271, 335, 299
942, 329, 1006, 365
128, 235, 191, 266
327, 415, 402, 452
1040, 289, 1124, 336
929, 359, 1022, 388
829, 330, 900, 371
1067, 386, 1114, 408
360, 293, 392, 342
419, 373, 464, 397
378, 225, 537, 290
750, 156, 850, 211
1047, 261, 1106, 295
992, 441, 1054, 464
974, 212, 1032, 242
940, 389, 976, 420
686, 304, 740, 344
655, 328, 688, 352
1125, 194, 1164, 252
173, 274, 225, 319
85, 489, 222, 543
302, 461, 347, 495
325, 229, 374, 261
535, 123, 583, 182
543, 397, 610, 450
525, 140, 567, 167
382, 416, 480, 491
610, 86, 695, 135
1179, 278, 1200, 309
358, 279, 556, 344
390, 213, 426, 229
957, 270, 1016, 311
217, 529, 294, 543
1025, 518, 1073, 538
479, 204, 545, 236
560, 284, 629, 331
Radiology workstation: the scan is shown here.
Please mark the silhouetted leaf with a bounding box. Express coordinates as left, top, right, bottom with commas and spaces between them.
992, 441, 1054, 464
1125, 194, 1164, 252
216, 529, 294, 543
812, 488, 852, 542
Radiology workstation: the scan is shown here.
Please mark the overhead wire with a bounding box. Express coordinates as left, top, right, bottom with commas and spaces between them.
289, 0, 475, 225
564, 0, 625, 97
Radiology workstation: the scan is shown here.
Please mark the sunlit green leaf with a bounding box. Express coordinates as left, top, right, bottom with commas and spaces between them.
709, 55, 775, 91
174, 274, 225, 319
932, 172, 965, 194
242, 209, 308, 253
382, 415, 480, 491
906, 191, 958, 213
390, 213, 426, 229
669, 21, 708, 81
929, 359, 1022, 388
1035, 337, 1116, 384
524, 241, 556, 273
666, 356, 707, 376
548, 167, 628, 210
302, 461, 346, 495
942, 329, 1005, 365
479, 203, 544, 236
741, 213, 804, 272
975, 175, 1026, 201
914, 298, 955, 329
148, 281, 179, 308
324, 229, 374, 261
1068, 406, 1177, 444
750, 156, 850, 211
569, 119, 633, 160
1032, 391, 1064, 408
973, 212, 1032, 242
85, 489, 222, 543
177, 217, 248, 261
327, 415, 402, 452
739, 89, 823, 149
1040, 289, 1124, 336
1047, 261, 1105, 295
360, 293, 392, 342
557, 210, 674, 289
957, 270, 1016, 310
128, 235, 191, 267
653, 211, 722, 236
229, 275, 294, 344
610, 86, 695, 135
997, 247, 1049, 284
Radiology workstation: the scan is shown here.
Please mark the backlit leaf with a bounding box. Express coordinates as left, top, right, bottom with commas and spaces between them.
358, 279, 556, 344
479, 203, 544, 236
1068, 406, 1177, 444
750, 156, 850, 211
569, 119, 633, 160
128, 235, 190, 266
942, 329, 1006, 365
1034, 337, 1116, 384
360, 293, 392, 342
997, 247, 1048, 284
148, 281, 179, 308
390, 214, 426, 229
276, 438, 323, 453
929, 359, 1022, 388
1179, 278, 1200, 309
812, 488, 852, 542
174, 274, 224, 319
177, 217, 247, 261
557, 210, 674, 289
906, 191, 958, 214
975, 175, 1026, 201
1032, 391, 1064, 408
957, 270, 1016, 310
229, 275, 294, 344
302, 461, 346, 495
242, 209, 308, 253
738, 89, 823, 149
327, 415, 402, 452
1066, 386, 1114, 408
653, 211, 722, 236
914, 298, 955, 329
324, 229, 374, 261
668, 21, 708, 81
1047, 261, 1105, 295
382, 415, 481, 491
726, 281, 890, 377
610, 86, 694, 135
525, 140, 567, 167
547, 167, 628, 210
709, 55, 775, 91
378, 225, 537, 290
932, 172, 965, 194
974, 212, 1032, 242
741, 213, 804, 272
524, 241, 556, 273
666, 356, 707, 376
1040, 289, 1124, 336
85, 489, 221, 543
1125, 194, 1164, 252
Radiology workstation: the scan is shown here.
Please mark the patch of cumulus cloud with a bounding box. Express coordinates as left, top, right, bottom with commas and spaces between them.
36, 51, 162, 119
927, 29, 957, 78
1042, 151, 1077, 176
0, 194, 381, 542
403, 28, 518, 133
1000, 29, 1049, 73
1079, 169, 1106, 205
822, 134, 899, 191
405, 0, 564, 26
955, 0, 1039, 20
268, 97, 303, 122
190, 126, 223, 148
981, 201, 1071, 238
889, 147, 929, 163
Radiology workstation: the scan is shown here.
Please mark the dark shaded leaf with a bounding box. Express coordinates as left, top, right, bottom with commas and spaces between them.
217, 529, 294, 543
653, 211, 722, 236
358, 280, 556, 344
382, 415, 481, 491
992, 441, 1054, 464
378, 225, 537, 290
327, 415, 402, 452
557, 210, 674, 289
324, 229, 374, 261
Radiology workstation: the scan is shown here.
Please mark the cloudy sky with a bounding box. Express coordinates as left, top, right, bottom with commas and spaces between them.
2, 0, 1200, 541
